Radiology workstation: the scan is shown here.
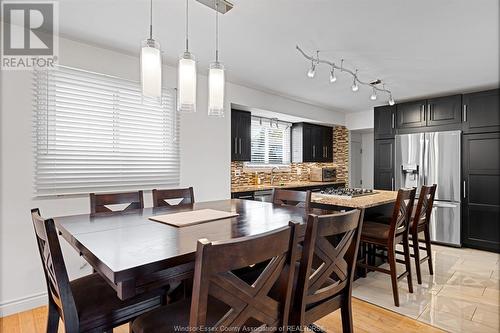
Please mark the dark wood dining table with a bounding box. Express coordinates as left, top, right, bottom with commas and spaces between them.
54, 199, 334, 300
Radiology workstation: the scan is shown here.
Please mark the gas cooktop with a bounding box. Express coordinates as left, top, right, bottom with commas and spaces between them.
320, 188, 377, 199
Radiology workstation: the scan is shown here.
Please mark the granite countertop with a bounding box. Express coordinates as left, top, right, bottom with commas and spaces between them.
311, 190, 398, 209
231, 181, 346, 193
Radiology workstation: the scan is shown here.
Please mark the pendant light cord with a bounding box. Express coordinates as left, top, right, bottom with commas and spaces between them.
185, 0, 189, 51
215, 0, 219, 62
149, 0, 153, 39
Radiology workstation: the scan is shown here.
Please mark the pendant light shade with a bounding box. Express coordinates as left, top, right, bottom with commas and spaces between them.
141, 39, 162, 98
177, 0, 197, 112
208, 61, 225, 117
177, 52, 197, 112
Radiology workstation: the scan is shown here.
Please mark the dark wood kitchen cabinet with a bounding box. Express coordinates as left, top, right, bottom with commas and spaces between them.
374, 139, 395, 190
374, 105, 396, 139
463, 89, 500, 134
426, 95, 462, 127
231, 109, 251, 161
292, 123, 333, 163
462, 132, 500, 252
396, 100, 426, 129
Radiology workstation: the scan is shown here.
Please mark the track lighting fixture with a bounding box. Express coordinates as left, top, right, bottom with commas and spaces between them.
296, 45, 395, 105
329, 66, 337, 83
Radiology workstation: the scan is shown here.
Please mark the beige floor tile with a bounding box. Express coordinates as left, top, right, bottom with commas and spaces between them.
491, 269, 500, 280
482, 288, 500, 303
439, 284, 485, 298
447, 271, 500, 290
472, 306, 500, 330
425, 294, 477, 320
419, 307, 498, 333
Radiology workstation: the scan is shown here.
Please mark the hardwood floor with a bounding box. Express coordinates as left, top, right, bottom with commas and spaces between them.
0, 298, 443, 333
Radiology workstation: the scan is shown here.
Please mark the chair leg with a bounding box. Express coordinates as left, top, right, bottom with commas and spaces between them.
403, 234, 413, 293
424, 226, 434, 275
412, 232, 422, 285
362, 243, 368, 277
340, 293, 354, 333
387, 244, 400, 307
46, 301, 59, 333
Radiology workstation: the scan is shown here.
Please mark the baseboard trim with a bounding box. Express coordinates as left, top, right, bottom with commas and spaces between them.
0, 292, 48, 317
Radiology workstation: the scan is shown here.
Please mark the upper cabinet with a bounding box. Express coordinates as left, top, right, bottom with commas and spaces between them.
426, 95, 462, 127
374, 105, 396, 139
292, 123, 333, 163
396, 100, 427, 129
231, 109, 251, 161
463, 89, 500, 134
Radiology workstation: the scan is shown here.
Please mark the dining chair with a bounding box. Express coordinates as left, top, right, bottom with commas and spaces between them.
272, 188, 312, 210
90, 191, 144, 214
152, 187, 195, 207
292, 209, 364, 333
405, 184, 437, 284
131, 221, 301, 333
31, 208, 162, 333
356, 188, 416, 307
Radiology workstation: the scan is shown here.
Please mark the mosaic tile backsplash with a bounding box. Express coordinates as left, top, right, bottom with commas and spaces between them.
231, 126, 349, 187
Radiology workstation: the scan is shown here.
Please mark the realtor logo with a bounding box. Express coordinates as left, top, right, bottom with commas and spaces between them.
1, 1, 58, 70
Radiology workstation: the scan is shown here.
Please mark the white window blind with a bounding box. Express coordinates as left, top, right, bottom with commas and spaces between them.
249, 116, 291, 166
33, 66, 179, 196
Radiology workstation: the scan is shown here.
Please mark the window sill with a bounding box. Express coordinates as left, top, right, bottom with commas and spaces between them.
243, 163, 292, 173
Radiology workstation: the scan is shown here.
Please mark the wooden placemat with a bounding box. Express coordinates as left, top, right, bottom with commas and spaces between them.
149, 209, 239, 228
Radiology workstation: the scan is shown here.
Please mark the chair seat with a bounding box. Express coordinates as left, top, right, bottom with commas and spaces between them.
131, 297, 262, 333
361, 221, 392, 240
71, 273, 163, 331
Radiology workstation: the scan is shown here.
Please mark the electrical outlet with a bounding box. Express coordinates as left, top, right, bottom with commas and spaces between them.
235, 169, 241, 176
297, 168, 302, 175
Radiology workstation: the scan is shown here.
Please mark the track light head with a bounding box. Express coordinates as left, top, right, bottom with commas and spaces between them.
388, 95, 395, 106
307, 63, 316, 78
370, 88, 377, 100
329, 68, 337, 83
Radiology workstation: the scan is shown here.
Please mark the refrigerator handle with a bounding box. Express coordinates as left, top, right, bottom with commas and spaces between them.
463, 105, 467, 122
463, 180, 466, 199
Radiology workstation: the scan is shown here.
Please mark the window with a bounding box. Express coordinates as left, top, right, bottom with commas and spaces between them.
33, 66, 179, 196
248, 116, 291, 167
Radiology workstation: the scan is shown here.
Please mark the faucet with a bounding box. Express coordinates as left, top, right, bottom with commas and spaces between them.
270, 166, 279, 185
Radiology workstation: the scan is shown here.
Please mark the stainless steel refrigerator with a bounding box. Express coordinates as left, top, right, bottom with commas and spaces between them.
395, 131, 461, 246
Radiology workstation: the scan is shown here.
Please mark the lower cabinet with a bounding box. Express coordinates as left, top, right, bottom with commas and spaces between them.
374, 139, 395, 190
462, 132, 500, 252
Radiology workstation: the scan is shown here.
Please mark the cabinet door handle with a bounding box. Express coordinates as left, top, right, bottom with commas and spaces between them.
463, 105, 467, 122
463, 180, 466, 199
234, 138, 237, 154
427, 103, 431, 118
238, 138, 242, 154
391, 113, 395, 128
312, 145, 315, 158
391, 177, 395, 191
423, 104, 427, 121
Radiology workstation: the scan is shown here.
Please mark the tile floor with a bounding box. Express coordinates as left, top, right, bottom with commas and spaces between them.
353, 244, 499, 333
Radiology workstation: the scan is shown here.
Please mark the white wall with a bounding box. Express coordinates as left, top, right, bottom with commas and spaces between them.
0, 37, 346, 315
345, 110, 373, 131
361, 132, 374, 189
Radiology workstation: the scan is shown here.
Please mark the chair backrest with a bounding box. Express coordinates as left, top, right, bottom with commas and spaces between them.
389, 188, 416, 238
272, 189, 311, 210
189, 221, 300, 331
293, 209, 363, 325
89, 191, 144, 214
31, 209, 79, 331
152, 187, 195, 208
412, 184, 437, 230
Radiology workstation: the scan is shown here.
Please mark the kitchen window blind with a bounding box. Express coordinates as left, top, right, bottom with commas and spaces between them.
33, 66, 179, 196
248, 116, 291, 166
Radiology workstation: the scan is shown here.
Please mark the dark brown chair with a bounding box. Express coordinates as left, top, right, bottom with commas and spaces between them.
407, 184, 437, 284
131, 221, 301, 333
31, 208, 162, 333
152, 187, 195, 208
292, 209, 364, 333
272, 188, 311, 210
356, 188, 416, 307
90, 191, 144, 214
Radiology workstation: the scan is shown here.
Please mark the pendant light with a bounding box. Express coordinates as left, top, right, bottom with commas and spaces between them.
208, 0, 225, 117
140, 0, 162, 98
177, 0, 197, 112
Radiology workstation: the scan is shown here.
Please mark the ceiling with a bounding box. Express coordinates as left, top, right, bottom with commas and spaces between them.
58, 0, 499, 113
